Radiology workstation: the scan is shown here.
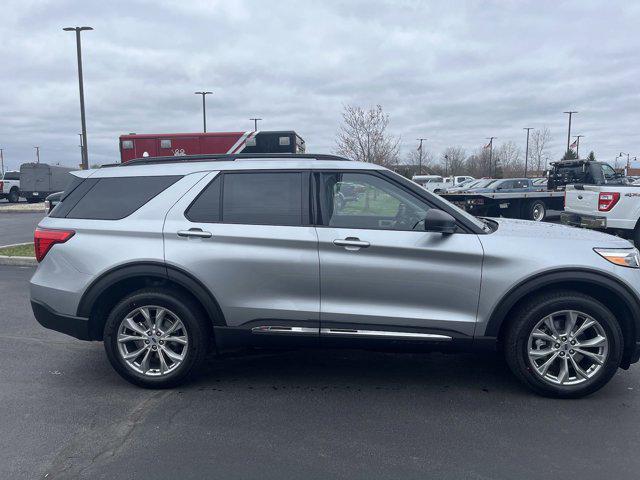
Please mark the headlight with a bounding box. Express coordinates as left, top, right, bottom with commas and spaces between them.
594, 247, 640, 268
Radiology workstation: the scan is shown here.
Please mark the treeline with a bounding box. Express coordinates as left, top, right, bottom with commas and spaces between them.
335, 104, 554, 179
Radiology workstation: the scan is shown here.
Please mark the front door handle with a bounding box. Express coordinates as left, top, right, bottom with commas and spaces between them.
333, 237, 370, 250
177, 228, 212, 239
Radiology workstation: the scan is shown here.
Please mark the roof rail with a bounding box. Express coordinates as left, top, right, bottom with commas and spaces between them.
121, 153, 351, 166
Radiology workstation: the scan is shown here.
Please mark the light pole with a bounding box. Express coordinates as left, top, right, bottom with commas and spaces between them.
194, 91, 212, 132
416, 138, 427, 175
574, 135, 584, 158
0, 148, 4, 175
486, 137, 496, 177
63, 26, 93, 170
563, 111, 578, 153
34, 146, 40, 164
620, 152, 630, 173
523, 127, 533, 177
250, 118, 262, 131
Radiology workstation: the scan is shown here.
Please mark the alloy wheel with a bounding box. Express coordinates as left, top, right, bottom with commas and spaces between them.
116, 305, 189, 377
527, 310, 609, 386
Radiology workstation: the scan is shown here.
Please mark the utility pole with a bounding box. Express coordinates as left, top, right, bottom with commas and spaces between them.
78, 133, 84, 165
523, 128, 533, 178
574, 135, 584, 158
0, 148, 4, 175
250, 118, 262, 132
563, 111, 578, 153
34, 146, 40, 164
63, 26, 93, 170
416, 138, 427, 175
486, 137, 496, 177
194, 91, 212, 132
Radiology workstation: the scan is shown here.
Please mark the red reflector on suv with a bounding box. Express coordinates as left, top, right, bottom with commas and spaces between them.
598, 192, 620, 212
34, 228, 75, 262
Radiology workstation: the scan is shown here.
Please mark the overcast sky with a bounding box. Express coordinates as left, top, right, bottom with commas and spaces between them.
1, 0, 638, 170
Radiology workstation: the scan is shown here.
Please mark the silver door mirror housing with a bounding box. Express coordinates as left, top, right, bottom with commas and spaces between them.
424, 209, 457, 234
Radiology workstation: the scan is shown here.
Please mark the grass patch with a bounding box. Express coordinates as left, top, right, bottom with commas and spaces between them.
0, 243, 35, 257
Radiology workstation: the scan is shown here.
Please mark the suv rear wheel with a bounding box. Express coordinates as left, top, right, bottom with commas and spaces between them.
103, 288, 210, 388
504, 291, 623, 398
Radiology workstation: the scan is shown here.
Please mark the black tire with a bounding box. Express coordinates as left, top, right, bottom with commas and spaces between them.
633, 223, 640, 248
8, 188, 19, 203
26, 196, 41, 203
103, 288, 210, 388
524, 199, 546, 221
504, 290, 623, 398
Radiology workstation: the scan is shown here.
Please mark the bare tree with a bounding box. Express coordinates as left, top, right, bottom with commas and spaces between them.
441, 146, 466, 176
529, 127, 551, 174
495, 141, 524, 177
405, 147, 434, 174
335, 104, 400, 167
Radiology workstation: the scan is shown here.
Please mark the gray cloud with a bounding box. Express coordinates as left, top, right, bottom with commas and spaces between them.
0, 0, 638, 170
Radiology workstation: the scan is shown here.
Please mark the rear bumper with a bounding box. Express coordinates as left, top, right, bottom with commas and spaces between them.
31, 299, 90, 340
561, 212, 607, 229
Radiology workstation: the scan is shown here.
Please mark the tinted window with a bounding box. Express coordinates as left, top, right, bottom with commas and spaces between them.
185, 176, 221, 222
3, 171, 19, 180
318, 172, 429, 231
65, 176, 181, 220
222, 172, 303, 225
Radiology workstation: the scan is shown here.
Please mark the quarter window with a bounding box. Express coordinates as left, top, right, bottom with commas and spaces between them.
63, 176, 181, 220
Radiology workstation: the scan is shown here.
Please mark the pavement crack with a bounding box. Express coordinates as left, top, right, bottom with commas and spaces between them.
42, 390, 173, 479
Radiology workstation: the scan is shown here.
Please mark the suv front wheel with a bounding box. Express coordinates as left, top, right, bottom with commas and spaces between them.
504, 291, 623, 398
103, 288, 210, 388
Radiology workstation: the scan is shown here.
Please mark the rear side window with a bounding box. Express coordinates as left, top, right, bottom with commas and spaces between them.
3, 171, 19, 180
55, 176, 181, 220
223, 172, 303, 225
185, 176, 221, 222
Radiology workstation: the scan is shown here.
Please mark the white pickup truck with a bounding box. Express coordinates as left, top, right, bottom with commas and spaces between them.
412, 175, 475, 193
562, 183, 640, 244
0, 171, 21, 203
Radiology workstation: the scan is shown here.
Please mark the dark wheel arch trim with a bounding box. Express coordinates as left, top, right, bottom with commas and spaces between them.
76, 261, 226, 329
484, 268, 640, 364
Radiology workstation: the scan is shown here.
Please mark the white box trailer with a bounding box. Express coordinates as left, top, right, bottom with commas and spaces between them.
20, 163, 75, 203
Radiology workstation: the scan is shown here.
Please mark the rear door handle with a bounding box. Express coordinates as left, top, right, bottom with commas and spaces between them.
333, 237, 370, 250
177, 228, 212, 239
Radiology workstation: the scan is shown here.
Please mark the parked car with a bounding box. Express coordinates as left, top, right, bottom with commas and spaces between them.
465, 178, 534, 194
0, 171, 21, 203
31, 153, 640, 397
44, 191, 63, 214
562, 183, 640, 245
444, 178, 497, 193
19, 163, 74, 203
412, 175, 474, 193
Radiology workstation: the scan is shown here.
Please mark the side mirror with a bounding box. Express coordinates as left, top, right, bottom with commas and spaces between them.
424, 209, 457, 234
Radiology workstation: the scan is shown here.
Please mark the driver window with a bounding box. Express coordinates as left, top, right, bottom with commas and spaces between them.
318, 172, 430, 231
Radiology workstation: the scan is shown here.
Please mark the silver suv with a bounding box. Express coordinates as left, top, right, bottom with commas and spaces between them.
30, 154, 640, 397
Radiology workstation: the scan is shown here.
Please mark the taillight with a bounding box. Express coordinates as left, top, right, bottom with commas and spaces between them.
34, 228, 75, 262
0, 181, 3, 191
598, 192, 620, 212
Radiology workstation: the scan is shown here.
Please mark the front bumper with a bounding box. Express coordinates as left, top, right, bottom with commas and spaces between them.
31, 300, 90, 340
561, 212, 607, 229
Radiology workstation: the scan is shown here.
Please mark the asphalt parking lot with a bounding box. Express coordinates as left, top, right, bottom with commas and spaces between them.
0, 211, 44, 246
2, 265, 640, 479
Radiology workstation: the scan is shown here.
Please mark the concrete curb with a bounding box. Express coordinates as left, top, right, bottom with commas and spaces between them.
0, 255, 37, 266
0, 242, 36, 266
0, 208, 46, 214
0, 242, 33, 249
